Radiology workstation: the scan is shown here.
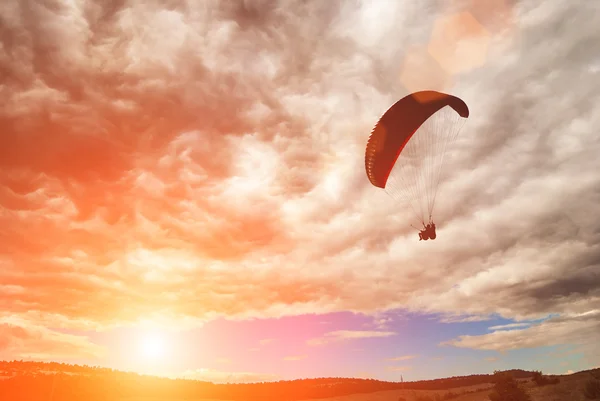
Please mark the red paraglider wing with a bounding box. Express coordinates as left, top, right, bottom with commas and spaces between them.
365, 90, 469, 189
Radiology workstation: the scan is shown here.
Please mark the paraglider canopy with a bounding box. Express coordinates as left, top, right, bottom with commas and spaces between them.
365, 90, 469, 228
365, 90, 469, 189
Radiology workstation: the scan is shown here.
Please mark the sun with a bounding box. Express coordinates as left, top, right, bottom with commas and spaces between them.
138, 331, 168, 361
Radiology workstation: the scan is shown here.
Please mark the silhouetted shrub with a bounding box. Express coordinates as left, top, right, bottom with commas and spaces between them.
583, 379, 600, 399
531, 370, 560, 386
488, 371, 531, 401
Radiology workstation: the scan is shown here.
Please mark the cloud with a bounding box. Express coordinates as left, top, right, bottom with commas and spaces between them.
441, 312, 600, 361
245, 338, 274, 353
387, 366, 412, 372
355, 371, 376, 379
485, 357, 499, 362
283, 355, 307, 361
307, 330, 396, 346
175, 368, 279, 384
438, 314, 495, 323
0, 318, 105, 360
0, 0, 598, 371
371, 316, 393, 330
488, 323, 532, 331
386, 355, 419, 362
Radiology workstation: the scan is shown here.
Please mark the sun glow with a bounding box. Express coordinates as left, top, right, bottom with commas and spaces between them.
138, 331, 168, 362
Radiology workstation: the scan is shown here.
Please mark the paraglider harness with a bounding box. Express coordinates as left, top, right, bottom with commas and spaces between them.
414, 219, 436, 241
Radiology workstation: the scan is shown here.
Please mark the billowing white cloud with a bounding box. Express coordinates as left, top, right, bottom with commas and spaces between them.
0, 0, 598, 366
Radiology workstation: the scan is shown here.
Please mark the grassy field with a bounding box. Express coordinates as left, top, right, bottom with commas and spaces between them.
118, 374, 596, 401
297, 383, 493, 401
296, 370, 599, 401
523, 370, 597, 401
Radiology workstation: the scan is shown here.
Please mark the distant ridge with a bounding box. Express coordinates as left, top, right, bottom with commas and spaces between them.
0, 360, 568, 400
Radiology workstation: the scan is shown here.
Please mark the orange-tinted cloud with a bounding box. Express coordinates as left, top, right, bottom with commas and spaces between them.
0, 319, 105, 360
283, 355, 307, 361
0, 0, 599, 368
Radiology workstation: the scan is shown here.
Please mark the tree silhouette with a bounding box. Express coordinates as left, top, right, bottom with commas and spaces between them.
488, 371, 531, 401
531, 370, 559, 386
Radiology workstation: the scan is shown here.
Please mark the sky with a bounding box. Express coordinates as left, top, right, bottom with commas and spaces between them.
1, 0, 599, 384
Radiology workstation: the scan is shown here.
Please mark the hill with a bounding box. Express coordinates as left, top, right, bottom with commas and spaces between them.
0, 360, 598, 401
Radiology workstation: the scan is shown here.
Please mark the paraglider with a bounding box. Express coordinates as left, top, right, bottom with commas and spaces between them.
364, 90, 469, 241
418, 222, 436, 241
